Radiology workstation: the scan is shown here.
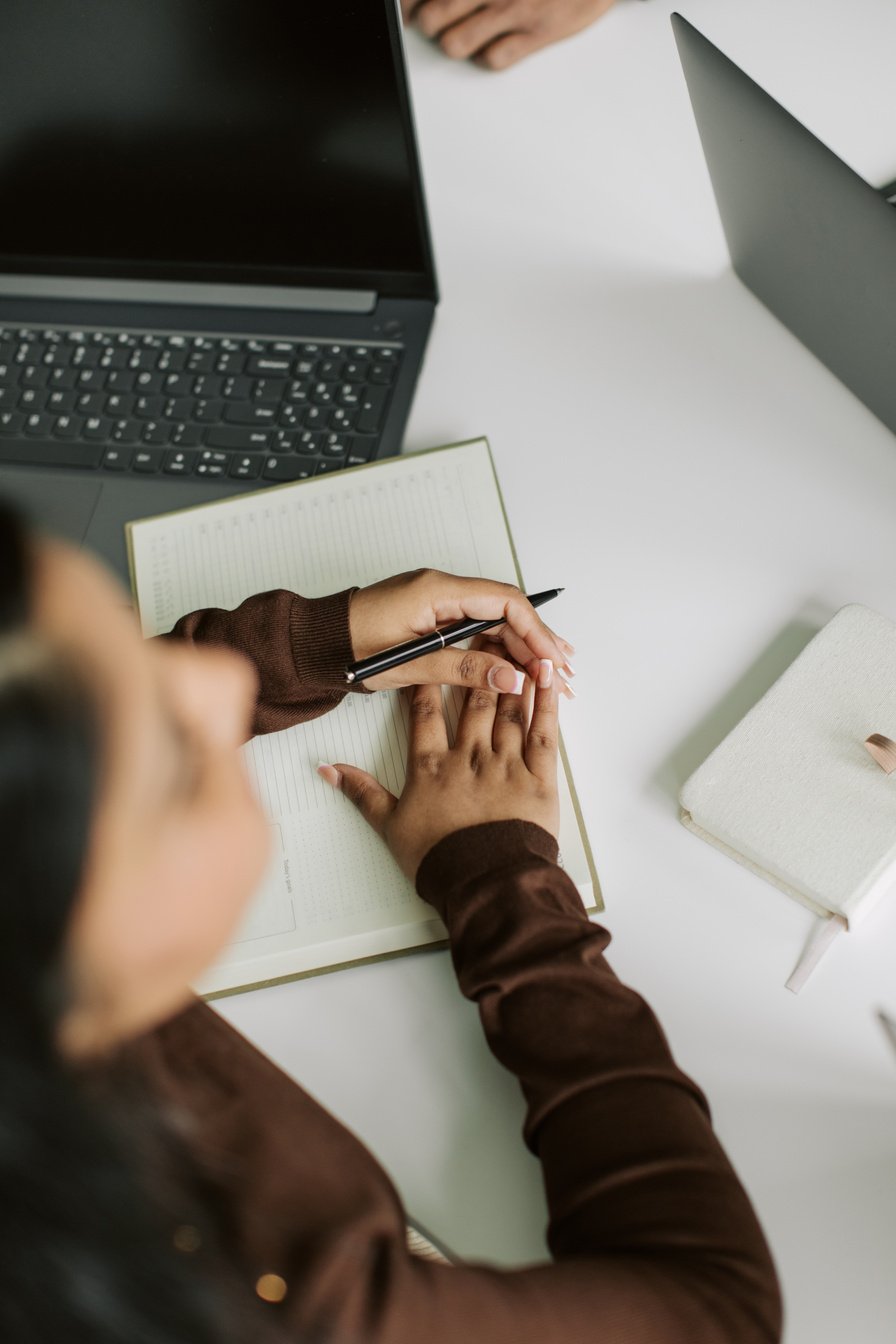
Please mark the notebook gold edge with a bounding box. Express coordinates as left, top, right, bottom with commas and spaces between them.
481, 439, 602, 910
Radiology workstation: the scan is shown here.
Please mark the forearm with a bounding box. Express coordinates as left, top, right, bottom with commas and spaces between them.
163, 587, 364, 735
416, 822, 782, 1343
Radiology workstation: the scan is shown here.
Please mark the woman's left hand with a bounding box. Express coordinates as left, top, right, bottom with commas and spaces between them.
348, 569, 574, 696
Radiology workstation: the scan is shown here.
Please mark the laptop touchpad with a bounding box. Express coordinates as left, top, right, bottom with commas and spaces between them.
0, 470, 103, 547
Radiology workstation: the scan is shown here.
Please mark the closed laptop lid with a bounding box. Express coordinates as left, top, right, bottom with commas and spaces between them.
0, 0, 436, 304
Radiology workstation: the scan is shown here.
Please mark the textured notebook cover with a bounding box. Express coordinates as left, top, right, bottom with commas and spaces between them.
680, 605, 896, 926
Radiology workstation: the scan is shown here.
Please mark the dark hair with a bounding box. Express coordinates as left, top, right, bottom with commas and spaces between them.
0, 502, 271, 1343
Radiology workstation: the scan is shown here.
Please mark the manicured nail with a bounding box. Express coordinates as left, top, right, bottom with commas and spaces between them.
317, 762, 342, 787
537, 658, 553, 689
561, 661, 575, 678
487, 665, 526, 694
556, 668, 576, 699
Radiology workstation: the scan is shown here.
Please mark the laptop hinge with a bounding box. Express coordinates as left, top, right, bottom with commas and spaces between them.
0, 274, 378, 313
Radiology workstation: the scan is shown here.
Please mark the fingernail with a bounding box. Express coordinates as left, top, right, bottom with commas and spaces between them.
556, 669, 576, 699
562, 661, 575, 678
487, 665, 525, 694
537, 658, 553, 689
317, 761, 342, 788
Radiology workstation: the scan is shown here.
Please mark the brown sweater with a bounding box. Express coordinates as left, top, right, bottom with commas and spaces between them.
137, 590, 782, 1343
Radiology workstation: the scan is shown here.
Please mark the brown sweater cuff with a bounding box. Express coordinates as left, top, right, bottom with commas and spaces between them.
416, 820, 563, 921
288, 587, 362, 692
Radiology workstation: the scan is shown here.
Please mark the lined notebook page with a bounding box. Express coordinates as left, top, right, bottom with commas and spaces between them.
129, 439, 594, 993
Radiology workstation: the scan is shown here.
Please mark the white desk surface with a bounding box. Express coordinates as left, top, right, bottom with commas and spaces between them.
218, 2, 896, 1339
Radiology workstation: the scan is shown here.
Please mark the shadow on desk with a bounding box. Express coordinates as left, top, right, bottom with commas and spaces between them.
651, 605, 833, 806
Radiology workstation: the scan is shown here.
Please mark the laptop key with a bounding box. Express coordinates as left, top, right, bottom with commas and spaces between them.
83, 416, 113, 440
279, 405, 304, 429
112, 419, 142, 444
48, 367, 79, 389
296, 432, 323, 455
224, 403, 276, 426
53, 415, 83, 439
25, 413, 53, 436
106, 393, 136, 417
163, 450, 197, 474
0, 440, 102, 469
206, 428, 271, 451
135, 396, 164, 419
132, 449, 161, 473
143, 421, 171, 445
0, 412, 25, 435
262, 456, 313, 482
356, 386, 389, 433
248, 355, 291, 376
229, 455, 263, 480
47, 387, 76, 411
196, 450, 230, 473
102, 447, 128, 471
194, 399, 225, 423
253, 378, 287, 403
171, 423, 204, 447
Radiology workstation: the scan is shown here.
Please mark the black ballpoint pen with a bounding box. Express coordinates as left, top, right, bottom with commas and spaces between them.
345, 588, 564, 684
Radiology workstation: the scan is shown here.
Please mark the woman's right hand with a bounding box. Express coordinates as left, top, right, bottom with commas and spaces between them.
318, 644, 561, 881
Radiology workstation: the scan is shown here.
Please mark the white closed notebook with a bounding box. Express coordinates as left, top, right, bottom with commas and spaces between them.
680, 604, 896, 987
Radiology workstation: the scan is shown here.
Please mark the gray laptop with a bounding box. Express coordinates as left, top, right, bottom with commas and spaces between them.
673, 14, 896, 438
0, 0, 437, 577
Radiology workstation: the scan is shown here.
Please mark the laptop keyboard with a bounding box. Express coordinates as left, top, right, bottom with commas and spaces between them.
0, 324, 402, 483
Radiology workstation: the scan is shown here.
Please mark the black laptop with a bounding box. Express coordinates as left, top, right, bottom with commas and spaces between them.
0, 0, 438, 577
673, 14, 896, 439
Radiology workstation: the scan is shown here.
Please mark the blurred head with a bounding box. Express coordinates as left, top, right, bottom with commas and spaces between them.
0, 500, 269, 1059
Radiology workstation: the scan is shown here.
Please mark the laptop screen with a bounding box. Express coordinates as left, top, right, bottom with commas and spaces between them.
0, 0, 434, 297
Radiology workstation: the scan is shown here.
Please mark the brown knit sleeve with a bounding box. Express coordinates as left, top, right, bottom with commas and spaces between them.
162, 588, 369, 737
414, 821, 783, 1344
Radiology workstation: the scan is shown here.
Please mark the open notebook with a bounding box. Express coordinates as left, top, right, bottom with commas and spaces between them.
128, 438, 599, 995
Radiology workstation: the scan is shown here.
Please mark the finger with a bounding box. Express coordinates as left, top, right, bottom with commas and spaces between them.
524, 663, 560, 784
490, 625, 575, 691
319, 762, 397, 838
492, 667, 533, 757
407, 682, 449, 761
425, 575, 570, 670
438, 8, 516, 60
476, 28, 548, 70
412, 0, 480, 39
454, 678, 499, 755
388, 645, 526, 695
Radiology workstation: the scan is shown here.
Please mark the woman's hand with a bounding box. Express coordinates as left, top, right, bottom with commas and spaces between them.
318, 644, 560, 880
348, 568, 574, 697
